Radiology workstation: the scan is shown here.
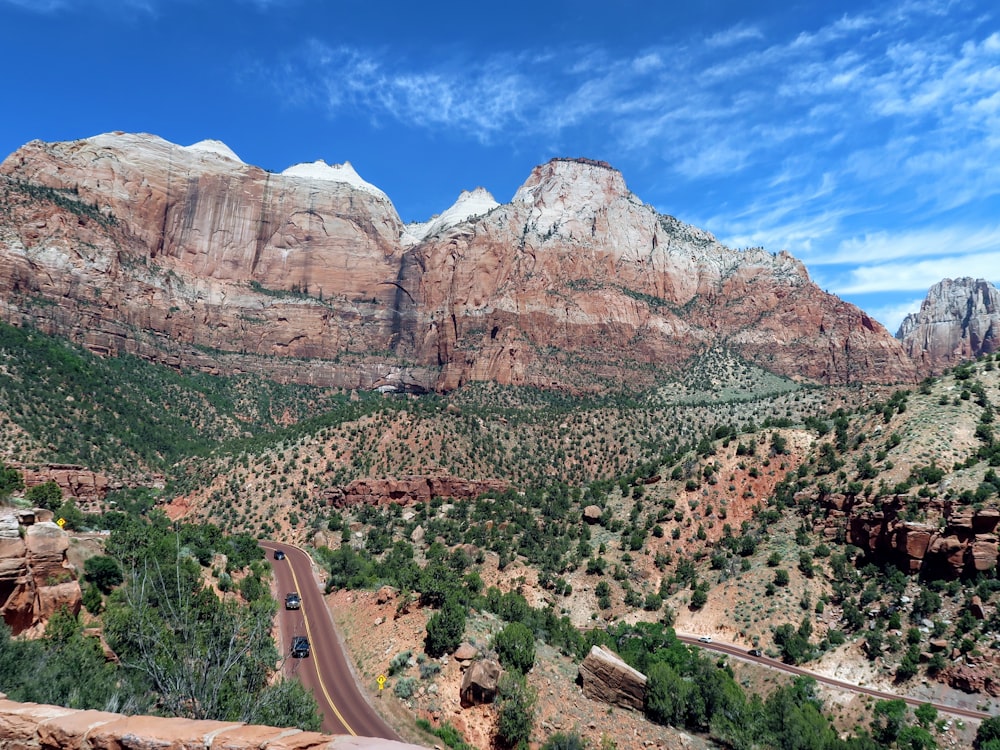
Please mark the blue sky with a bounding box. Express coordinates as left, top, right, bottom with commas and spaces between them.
1, 0, 998, 333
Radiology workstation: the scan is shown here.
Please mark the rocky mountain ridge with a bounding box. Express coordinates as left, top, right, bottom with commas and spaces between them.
898, 277, 1000, 374
0, 132, 918, 392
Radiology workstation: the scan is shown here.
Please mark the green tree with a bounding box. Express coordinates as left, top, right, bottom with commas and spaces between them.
496, 672, 536, 749
253, 679, 323, 731
0, 462, 23, 499
82, 583, 104, 615
897, 724, 937, 750
493, 621, 536, 673
104, 552, 280, 723
25, 481, 62, 511
871, 699, 908, 746
540, 732, 585, 750
84, 555, 123, 594
645, 662, 689, 727
424, 599, 466, 658
975, 715, 1000, 749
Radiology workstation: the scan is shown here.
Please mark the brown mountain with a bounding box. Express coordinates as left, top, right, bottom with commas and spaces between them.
0, 132, 917, 392
897, 277, 1000, 374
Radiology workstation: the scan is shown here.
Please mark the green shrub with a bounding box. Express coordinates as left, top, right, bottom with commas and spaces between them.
493, 622, 536, 673
393, 676, 416, 699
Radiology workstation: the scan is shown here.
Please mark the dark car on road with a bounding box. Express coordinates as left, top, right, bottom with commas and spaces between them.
273, 550, 286, 561
748, 648, 763, 657
285, 592, 301, 610
291, 636, 310, 658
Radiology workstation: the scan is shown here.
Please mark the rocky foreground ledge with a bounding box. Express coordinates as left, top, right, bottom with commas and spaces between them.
0, 697, 426, 750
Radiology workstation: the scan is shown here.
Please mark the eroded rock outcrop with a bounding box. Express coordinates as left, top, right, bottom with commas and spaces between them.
822, 492, 1000, 578
16, 463, 113, 511
0, 697, 424, 750
578, 645, 647, 711
0, 513, 81, 635
0, 134, 917, 393
898, 277, 1000, 374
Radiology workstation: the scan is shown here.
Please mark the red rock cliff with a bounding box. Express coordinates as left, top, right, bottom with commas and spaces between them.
0, 135, 918, 392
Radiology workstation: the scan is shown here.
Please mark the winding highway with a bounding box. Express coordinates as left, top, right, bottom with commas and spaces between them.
675, 633, 994, 721
261, 541, 401, 740
260, 538, 992, 734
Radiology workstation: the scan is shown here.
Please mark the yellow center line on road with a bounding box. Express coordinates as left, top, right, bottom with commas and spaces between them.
276, 545, 357, 736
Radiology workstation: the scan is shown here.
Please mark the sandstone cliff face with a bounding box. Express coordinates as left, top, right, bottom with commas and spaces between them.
812, 491, 1000, 578
405, 158, 916, 389
897, 277, 1000, 374
0, 513, 81, 635
0, 134, 918, 392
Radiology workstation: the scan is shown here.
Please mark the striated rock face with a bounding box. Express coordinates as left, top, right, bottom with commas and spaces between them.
897, 277, 1000, 374
0, 134, 917, 392
0, 697, 425, 750
0, 514, 81, 635
577, 645, 647, 711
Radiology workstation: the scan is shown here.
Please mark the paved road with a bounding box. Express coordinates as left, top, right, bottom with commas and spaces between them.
261, 541, 400, 740
676, 633, 993, 721
258, 540, 992, 731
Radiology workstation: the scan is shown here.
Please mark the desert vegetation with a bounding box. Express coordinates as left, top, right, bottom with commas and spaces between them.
2, 321, 1000, 748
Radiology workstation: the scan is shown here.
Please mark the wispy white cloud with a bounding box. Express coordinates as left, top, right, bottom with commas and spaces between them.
0, 0, 155, 10
819, 225, 1000, 265
705, 24, 764, 49
257, 0, 1000, 298
830, 251, 1000, 294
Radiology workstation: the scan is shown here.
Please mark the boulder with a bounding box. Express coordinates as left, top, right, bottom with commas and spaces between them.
0, 514, 81, 635
583, 506, 603, 524
453, 642, 479, 662
578, 646, 647, 711
459, 659, 501, 708
971, 595, 987, 621
970, 536, 998, 572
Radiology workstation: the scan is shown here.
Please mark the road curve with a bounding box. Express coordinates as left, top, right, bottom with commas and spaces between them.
261, 541, 401, 740
675, 633, 993, 721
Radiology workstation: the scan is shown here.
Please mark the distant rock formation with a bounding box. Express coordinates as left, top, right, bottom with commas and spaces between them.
0, 133, 917, 393
577, 645, 647, 711
0, 697, 425, 750
897, 277, 1000, 374
0, 513, 81, 635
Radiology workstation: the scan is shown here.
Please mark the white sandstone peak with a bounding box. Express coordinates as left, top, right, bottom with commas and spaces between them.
403, 187, 499, 244
281, 159, 389, 201
183, 140, 245, 164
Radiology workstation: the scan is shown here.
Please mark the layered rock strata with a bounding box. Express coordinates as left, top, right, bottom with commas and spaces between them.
813, 491, 1000, 578
0, 133, 918, 393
